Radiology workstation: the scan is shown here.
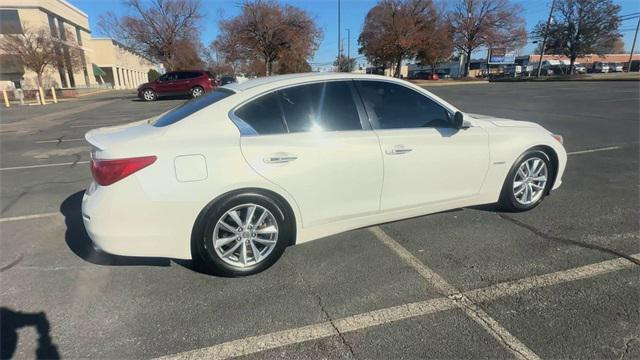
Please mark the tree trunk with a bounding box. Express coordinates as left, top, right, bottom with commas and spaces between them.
394, 58, 402, 78
569, 55, 576, 75
464, 50, 472, 78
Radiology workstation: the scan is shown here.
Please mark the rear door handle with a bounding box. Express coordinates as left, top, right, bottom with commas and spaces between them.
386, 145, 413, 155
263, 152, 298, 164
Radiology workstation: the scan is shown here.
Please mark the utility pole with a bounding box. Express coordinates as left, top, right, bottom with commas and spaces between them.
337, 0, 341, 59
346, 28, 351, 59
628, 17, 640, 72
536, 0, 556, 77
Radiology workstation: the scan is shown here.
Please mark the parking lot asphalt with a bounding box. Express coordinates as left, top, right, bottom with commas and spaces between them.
1, 82, 638, 359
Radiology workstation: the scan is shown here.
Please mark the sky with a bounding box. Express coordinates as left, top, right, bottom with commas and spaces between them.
72, 0, 640, 68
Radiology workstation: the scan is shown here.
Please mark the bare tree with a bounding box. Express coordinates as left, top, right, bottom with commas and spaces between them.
333, 54, 356, 72
416, 10, 453, 78
214, 0, 322, 76
534, 0, 621, 73
450, 0, 527, 77
98, 0, 203, 70
359, 0, 438, 77
0, 25, 83, 88
609, 37, 625, 54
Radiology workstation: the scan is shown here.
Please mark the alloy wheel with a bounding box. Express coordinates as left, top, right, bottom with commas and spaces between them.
513, 157, 548, 205
191, 87, 204, 97
210, 204, 279, 267
143, 90, 155, 101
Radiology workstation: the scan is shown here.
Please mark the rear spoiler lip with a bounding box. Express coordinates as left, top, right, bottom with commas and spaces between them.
85, 130, 106, 151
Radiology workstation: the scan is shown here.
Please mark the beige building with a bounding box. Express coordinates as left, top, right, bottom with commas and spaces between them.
0, 0, 96, 89
0, 0, 159, 91
90, 38, 155, 89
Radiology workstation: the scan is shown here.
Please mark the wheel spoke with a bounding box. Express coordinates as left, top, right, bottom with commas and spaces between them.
515, 185, 526, 196
219, 221, 239, 234
216, 235, 238, 247
245, 206, 256, 226
239, 241, 247, 265
513, 180, 524, 189
530, 183, 544, 190
228, 210, 243, 227
253, 237, 277, 245
532, 176, 547, 181
221, 241, 241, 257
517, 168, 526, 179
524, 161, 532, 175
249, 240, 261, 262
527, 184, 534, 201
255, 225, 277, 234
253, 210, 268, 228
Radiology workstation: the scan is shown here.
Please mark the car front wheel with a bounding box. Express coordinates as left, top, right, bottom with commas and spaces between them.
499, 150, 553, 212
190, 86, 204, 98
194, 192, 291, 276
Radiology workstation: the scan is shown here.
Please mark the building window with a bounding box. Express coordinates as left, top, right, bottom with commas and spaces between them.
47, 14, 58, 37
0, 10, 23, 34
75, 27, 82, 45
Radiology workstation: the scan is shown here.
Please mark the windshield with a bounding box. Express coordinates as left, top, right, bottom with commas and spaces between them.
152, 88, 235, 127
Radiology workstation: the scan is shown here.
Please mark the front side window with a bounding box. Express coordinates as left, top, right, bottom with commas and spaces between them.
153, 88, 235, 127
279, 81, 363, 132
356, 81, 452, 129
235, 93, 286, 135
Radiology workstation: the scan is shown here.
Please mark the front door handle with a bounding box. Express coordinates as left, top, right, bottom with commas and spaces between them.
263, 152, 298, 164
386, 145, 413, 155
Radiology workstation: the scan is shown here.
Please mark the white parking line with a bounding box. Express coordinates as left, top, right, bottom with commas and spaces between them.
369, 226, 540, 360
567, 146, 622, 155
35, 138, 84, 144
0, 212, 61, 223
158, 247, 640, 360
0, 161, 89, 171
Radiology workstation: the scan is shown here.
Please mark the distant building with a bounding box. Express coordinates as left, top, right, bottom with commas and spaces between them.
0, 0, 160, 91
90, 38, 157, 89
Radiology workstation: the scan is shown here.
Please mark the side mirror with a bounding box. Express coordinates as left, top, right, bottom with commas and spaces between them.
453, 111, 470, 129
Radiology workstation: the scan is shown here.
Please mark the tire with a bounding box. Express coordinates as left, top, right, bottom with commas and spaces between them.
141, 88, 157, 101
190, 86, 204, 98
499, 149, 554, 212
194, 192, 292, 276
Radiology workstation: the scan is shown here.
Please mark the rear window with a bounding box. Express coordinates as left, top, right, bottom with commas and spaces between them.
152, 88, 235, 127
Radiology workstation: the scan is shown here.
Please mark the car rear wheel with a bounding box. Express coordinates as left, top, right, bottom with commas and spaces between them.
194, 192, 291, 276
142, 89, 157, 101
190, 86, 204, 98
499, 150, 553, 212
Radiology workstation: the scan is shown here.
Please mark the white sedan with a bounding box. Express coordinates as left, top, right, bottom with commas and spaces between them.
82, 73, 566, 276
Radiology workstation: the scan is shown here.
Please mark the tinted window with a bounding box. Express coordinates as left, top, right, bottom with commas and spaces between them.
356, 81, 452, 129
153, 88, 235, 127
159, 73, 178, 81
279, 81, 362, 133
177, 71, 200, 79
0, 10, 22, 34
235, 93, 286, 135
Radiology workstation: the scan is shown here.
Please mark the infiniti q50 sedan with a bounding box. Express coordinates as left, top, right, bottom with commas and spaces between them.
82, 73, 566, 276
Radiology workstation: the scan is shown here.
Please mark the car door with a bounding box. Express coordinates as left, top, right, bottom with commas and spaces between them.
156, 72, 178, 94
238, 80, 383, 228
355, 80, 489, 211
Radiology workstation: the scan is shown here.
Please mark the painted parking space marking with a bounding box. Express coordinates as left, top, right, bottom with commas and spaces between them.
35, 138, 84, 144
369, 226, 540, 360
158, 245, 639, 360
0, 161, 89, 171
567, 146, 622, 155
0, 212, 61, 223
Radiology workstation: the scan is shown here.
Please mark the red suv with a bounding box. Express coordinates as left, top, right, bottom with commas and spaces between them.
137, 70, 216, 101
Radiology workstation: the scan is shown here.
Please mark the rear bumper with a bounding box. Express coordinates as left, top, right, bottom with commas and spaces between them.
81, 180, 194, 260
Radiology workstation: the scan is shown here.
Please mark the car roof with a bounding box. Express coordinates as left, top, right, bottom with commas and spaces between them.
222, 72, 401, 93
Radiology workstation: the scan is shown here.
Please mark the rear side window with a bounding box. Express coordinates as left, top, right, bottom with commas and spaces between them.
235, 93, 286, 135
355, 81, 452, 129
153, 88, 235, 127
279, 81, 362, 132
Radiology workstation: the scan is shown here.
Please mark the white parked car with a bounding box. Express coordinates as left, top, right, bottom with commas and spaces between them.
83, 73, 567, 276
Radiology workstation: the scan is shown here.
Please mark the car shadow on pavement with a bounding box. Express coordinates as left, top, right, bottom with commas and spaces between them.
131, 94, 190, 102
0, 307, 60, 359
61, 191, 172, 267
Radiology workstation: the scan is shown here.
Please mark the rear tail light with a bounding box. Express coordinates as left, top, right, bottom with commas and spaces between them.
91, 156, 157, 186
551, 133, 564, 144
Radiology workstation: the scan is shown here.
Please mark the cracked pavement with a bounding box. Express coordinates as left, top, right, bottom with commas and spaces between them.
0, 82, 638, 359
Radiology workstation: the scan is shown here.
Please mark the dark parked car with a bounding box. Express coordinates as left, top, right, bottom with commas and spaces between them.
138, 71, 216, 101
220, 75, 237, 85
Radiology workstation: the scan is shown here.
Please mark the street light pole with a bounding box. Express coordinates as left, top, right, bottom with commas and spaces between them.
337, 0, 341, 59
536, 0, 556, 77
346, 28, 350, 59
627, 17, 640, 72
